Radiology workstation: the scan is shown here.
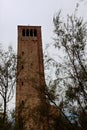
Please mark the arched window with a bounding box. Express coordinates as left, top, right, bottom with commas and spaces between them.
22, 29, 25, 36
26, 29, 29, 36
34, 29, 37, 37
30, 29, 33, 36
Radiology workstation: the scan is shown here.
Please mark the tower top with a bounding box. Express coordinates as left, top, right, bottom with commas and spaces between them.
18, 25, 42, 38
18, 25, 41, 28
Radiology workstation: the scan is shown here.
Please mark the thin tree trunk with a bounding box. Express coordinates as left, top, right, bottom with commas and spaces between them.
3, 97, 7, 130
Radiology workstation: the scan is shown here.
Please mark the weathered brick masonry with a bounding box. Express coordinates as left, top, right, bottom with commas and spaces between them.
16, 25, 70, 130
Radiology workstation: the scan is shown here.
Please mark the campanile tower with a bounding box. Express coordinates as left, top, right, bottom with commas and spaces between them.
16, 25, 70, 130
16, 26, 47, 130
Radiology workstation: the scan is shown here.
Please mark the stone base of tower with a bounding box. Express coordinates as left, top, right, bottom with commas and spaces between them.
16, 103, 56, 130
16, 102, 71, 130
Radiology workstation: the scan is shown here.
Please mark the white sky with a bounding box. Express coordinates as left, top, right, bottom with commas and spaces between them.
0, 0, 87, 51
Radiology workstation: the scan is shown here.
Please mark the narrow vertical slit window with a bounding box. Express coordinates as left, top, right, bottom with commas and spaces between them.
30, 63, 33, 68
22, 82, 24, 86
22, 51, 24, 55
22, 100, 24, 105
22, 65, 24, 69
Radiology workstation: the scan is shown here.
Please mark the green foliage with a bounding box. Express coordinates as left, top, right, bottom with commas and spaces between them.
53, 11, 87, 128
45, 10, 87, 129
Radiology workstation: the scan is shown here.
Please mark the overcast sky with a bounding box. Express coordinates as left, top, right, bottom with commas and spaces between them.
0, 0, 87, 51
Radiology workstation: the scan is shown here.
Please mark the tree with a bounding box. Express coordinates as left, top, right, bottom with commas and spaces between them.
0, 46, 17, 129
45, 11, 87, 129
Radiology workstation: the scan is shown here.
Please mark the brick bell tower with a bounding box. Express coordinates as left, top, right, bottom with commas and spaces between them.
16, 25, 71, 130
16, 26, 48, 130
